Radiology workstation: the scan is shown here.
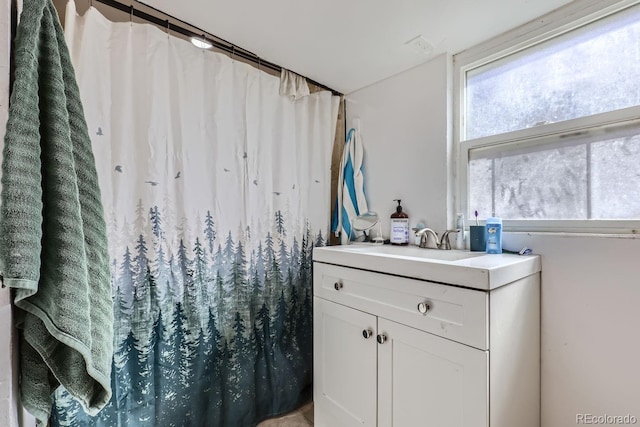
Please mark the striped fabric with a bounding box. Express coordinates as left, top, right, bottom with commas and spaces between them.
332, 128, 369, 244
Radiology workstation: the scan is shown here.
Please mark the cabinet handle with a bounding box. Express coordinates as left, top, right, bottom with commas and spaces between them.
417, 302, 431, 315
362, 329, 373, 339
334, 281, 343, 291
376, 334, 387, 344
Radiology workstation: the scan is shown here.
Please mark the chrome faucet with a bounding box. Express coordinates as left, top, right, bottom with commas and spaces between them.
416, 228, 440, 249
416, 228, 460, 250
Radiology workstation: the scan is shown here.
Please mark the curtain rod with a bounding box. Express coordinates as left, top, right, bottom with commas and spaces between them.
90, 0, 343, 96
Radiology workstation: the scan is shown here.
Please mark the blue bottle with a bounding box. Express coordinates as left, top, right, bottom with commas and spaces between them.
485, 217, 502, 254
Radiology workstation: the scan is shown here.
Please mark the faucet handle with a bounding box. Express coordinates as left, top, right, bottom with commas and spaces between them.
439, 229, 460, 250
418, 230, 429, 248
416, 227, 438, 249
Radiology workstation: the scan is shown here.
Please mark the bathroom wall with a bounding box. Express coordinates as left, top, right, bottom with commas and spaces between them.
346, 54, 640, 426
345, 53, 452, 239
0, 0, 19, 424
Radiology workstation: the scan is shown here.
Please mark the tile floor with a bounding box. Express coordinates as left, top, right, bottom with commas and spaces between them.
257, 402, 313, 426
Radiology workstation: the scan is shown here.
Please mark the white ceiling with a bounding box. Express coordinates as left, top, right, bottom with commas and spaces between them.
139, 0, 574, 94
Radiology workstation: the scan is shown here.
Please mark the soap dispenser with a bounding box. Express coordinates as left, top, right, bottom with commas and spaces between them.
390, 199, 409, 245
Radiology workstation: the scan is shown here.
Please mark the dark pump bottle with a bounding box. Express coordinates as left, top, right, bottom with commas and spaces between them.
390, 199, 409, 245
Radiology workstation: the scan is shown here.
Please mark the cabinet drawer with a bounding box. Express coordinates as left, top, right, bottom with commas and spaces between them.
314, 262, 488, 350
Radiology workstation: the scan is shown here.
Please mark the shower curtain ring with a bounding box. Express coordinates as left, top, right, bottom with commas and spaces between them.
166, 20, 170, 38
129, 6, 134, 25
231, 45, 235, 60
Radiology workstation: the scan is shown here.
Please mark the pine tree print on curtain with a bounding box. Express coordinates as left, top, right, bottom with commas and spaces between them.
54, 2, 339, 426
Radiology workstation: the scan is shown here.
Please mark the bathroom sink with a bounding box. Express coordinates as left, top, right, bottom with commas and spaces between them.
313, 244, 541, 290
340, 244, 484, 262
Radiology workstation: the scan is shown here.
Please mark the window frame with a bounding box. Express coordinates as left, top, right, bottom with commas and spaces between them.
453, 0, 640, 234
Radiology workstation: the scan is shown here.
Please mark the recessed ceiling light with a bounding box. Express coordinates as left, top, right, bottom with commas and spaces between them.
191, 37, 213, 49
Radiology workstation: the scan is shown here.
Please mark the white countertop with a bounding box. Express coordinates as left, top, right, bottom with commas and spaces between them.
313, 244, 541, 290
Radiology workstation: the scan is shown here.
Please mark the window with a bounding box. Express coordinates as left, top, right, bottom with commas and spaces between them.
455, 0, 640, 233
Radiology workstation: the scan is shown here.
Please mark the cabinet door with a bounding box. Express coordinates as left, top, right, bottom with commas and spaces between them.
314, 297, 377, 427
377, 318, 488, 427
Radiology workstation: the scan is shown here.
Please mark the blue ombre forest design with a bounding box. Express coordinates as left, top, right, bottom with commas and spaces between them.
51, 204, 324, 426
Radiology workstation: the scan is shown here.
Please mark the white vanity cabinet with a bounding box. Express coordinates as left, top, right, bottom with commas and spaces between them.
313, 246, 541, 427
314, 297, 378, 427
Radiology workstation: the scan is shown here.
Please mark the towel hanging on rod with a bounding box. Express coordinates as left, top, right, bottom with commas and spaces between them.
332, 127, 369, 244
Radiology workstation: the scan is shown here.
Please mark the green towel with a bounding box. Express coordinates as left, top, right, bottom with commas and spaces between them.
0, 0, 113, 423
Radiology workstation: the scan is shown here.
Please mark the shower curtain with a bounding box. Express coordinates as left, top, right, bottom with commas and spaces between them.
52, 2, 339, 426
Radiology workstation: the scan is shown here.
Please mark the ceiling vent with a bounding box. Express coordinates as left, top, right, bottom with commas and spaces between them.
405, 35, 433, 55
